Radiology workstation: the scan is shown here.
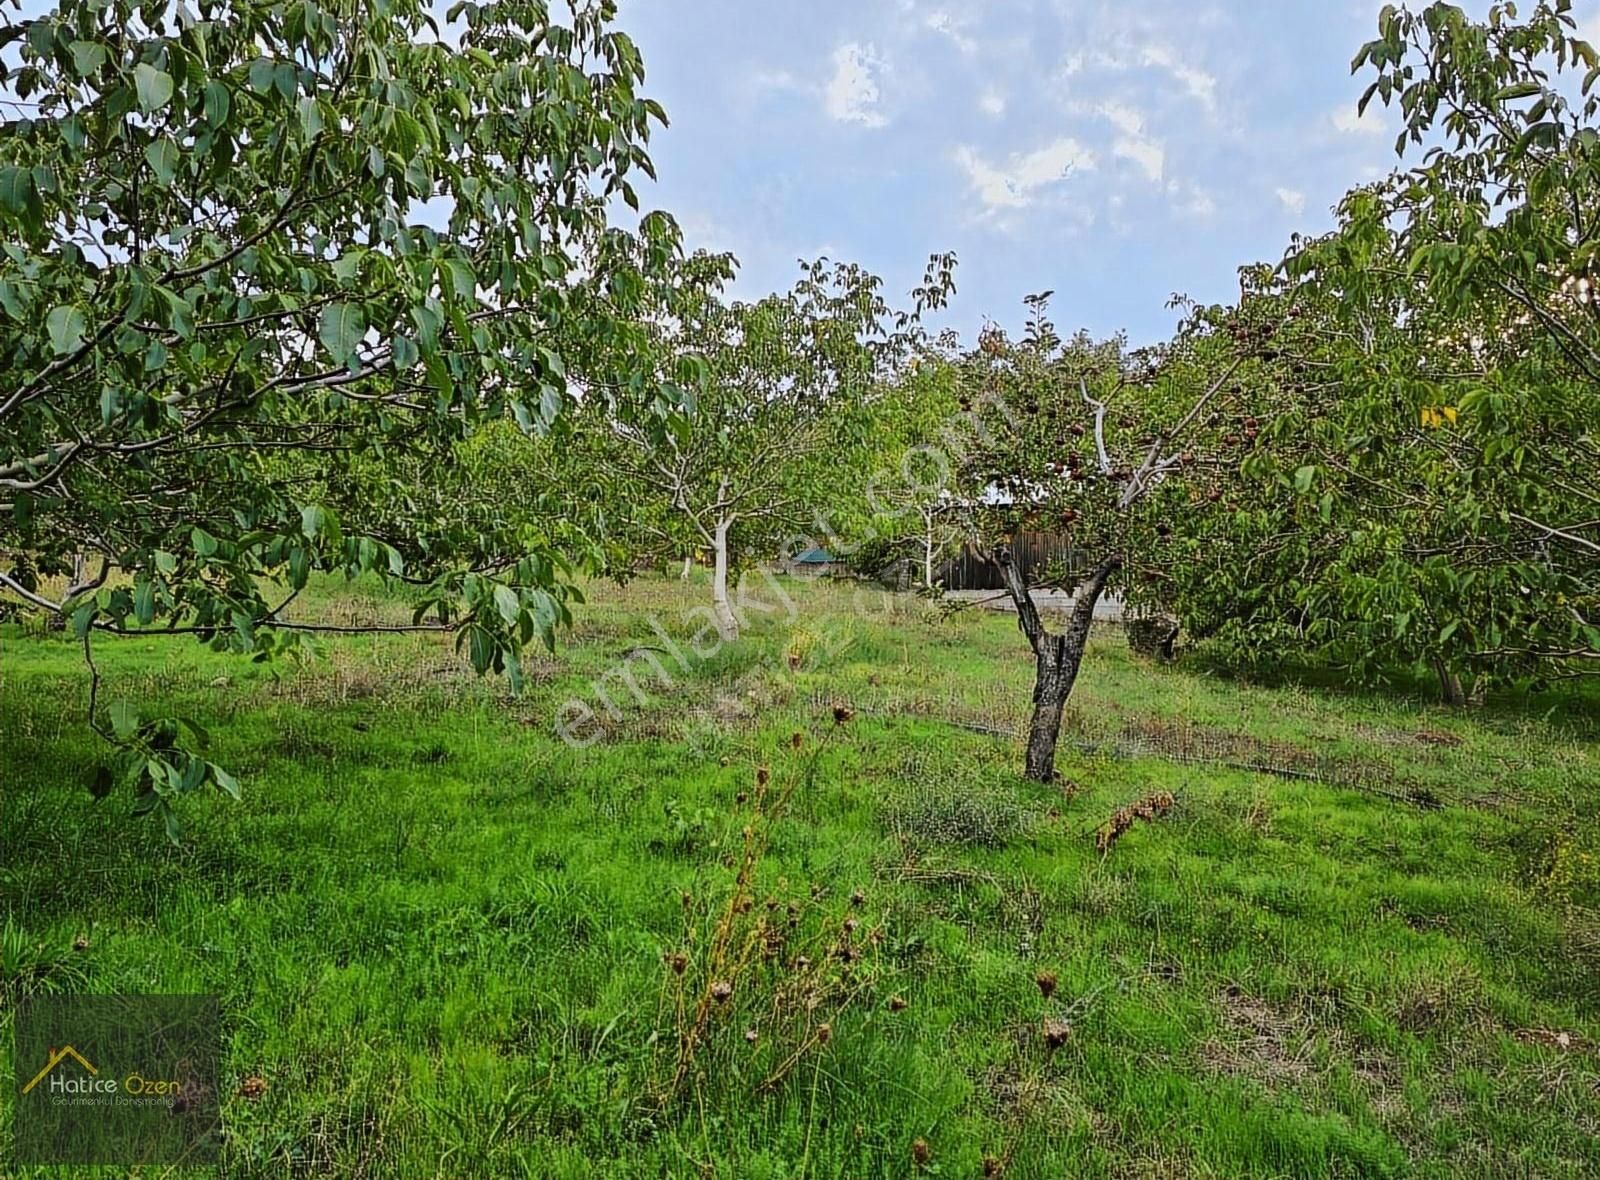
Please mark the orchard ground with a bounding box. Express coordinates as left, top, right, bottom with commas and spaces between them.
2, 572, 1598, 1178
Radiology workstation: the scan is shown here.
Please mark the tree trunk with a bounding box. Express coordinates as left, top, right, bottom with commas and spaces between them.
679, 553, 692, 581
997, 550, 1120, 783
1025, 635, 1072, 781
1432, 657, 1467, 706
923, 511, 936, 590
711, 517, 738, 640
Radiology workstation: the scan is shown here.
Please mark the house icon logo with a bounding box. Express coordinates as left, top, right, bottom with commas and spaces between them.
13, 994, 221, 1164
21, 1045, 98, 1095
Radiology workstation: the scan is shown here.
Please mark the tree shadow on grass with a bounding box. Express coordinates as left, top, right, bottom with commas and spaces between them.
1180, 645, 1600, 740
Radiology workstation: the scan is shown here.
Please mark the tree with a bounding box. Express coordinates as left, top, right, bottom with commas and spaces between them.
597, 253, 955, 639
953, 295, 1264, 781
0, 0, 690, 828
1165, 1, 1600, 700
1340, 0, 1599, 682
852, 353, 969, 591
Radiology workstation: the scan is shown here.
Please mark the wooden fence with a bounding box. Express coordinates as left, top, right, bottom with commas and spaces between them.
936, 531, 1081, 591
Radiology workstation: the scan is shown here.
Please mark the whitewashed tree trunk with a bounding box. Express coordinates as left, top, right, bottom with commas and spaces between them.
680, 554, 692, 581
711, 517, 738, 640
922, 508, 936, 590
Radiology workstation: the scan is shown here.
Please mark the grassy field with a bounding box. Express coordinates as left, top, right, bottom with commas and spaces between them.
3, 572, 1598, 1178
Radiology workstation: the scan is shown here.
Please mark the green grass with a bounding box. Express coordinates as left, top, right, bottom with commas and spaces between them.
3, 573, 1598, 1177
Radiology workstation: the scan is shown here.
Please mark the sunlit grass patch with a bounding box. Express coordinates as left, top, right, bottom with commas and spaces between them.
2, 573, 1597, 1177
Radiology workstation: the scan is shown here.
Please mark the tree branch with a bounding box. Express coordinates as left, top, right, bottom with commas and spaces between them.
1080, 377, 1113, 476
995, 546, 1046, 656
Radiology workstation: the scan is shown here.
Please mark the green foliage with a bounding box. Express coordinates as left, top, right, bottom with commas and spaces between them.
1166, 2, 1600, 694
949, 292, 1264, 608
592, 253, 957, 588
844, 355, 969, 588
0, 0, 691, 814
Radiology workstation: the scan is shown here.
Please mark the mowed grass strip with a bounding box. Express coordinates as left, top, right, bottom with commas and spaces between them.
2, 574, 1597, 1178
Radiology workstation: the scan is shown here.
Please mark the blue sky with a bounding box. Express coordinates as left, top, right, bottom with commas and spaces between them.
611, 0, 1499, 343
10, 0, 1596, 344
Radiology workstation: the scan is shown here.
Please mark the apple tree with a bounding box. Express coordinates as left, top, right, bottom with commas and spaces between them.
953, 294, 1266, 781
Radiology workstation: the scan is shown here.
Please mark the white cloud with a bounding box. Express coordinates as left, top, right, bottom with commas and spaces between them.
1099, 102, 1164, 182
953, 137, 1097, 210
925, 10, 978, 54
1098, 101, 1144, 137
979, 89, 1006, 117
1275, 187, 1307, 214
1115, 138, 1165, 182
824, 43, 888, 128
1169, 180, 1216, 217
1331, 103, 1388, 135
1058, 41, 1219, 115
675, 210, 739, 255
1139, 45, 1217, 112
750, 68, 800, 94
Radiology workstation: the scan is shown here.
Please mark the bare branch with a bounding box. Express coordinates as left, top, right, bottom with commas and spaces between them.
1080, 377, 1113, 476
1508, 512, 1600, 556
1120, 355, 1243, 509
0, 571, 67, 614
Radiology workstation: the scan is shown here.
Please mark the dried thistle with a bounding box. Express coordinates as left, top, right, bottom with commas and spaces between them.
756, 766, 770, 787
761, 925, 785, 960
888, 995, 908, 1012
665, 951, 688, 975
1095, 790, 1177, 854
850, 889, 866, 906
816, 1022, 832, 1044
237, 1076, 268, 1100
832, 704, 854, 725
983, 1155, 1004, 1177
72, 934, 90, 952
1034, 970, 1058, 999
1042, 1018, 1071, 1049
710, 980, 733, 1003
790, 730, 804, 750
911, 1138, 931, 1165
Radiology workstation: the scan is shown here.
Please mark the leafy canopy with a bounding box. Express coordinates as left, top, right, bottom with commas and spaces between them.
1169, 1, 1600, 688
0, 0, 693, 829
